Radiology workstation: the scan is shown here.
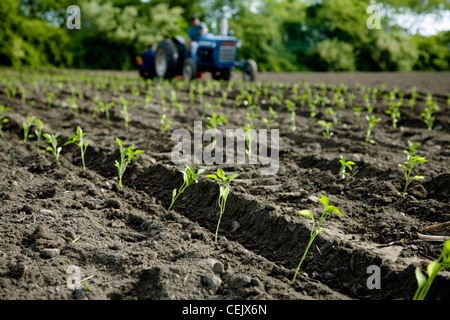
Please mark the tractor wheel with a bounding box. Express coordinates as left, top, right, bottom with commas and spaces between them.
243, 59, 257, 82
183, 58, 197, 82
155, 40, 179, 79
212, 69, 232, 81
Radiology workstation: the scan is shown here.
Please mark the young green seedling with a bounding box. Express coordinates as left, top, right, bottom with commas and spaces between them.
263, 107, 278, 131
242, 125, 255, 158
160, 114, 172, 133
64, 126, 91, 170
292, 194, 343, 283
19, 86, 27, 103
0, 105, 12, 138
285, 99, 296, 132
352, 106, 363, 127
167, 164, 205, 213
365, 115, 381, 144
420, 97, 439, 131
399, 141, 428, 196
317, 120, 333, 139
66, 96, 79, 113
326, 107, 338, 124
408, 87, 417, 110
338, 155, 355, 177
385, 100, 401, 128
43, 133, 62, 161
206, 113, 227, 146
114, 137, 143, 190
145, 86, 153, 109
246, 111, 258, 128
206, 169, 239, 242
46, 92, 55, 108
93, 100, 115, 122
308, 98, 317, 118
23, 116, 36, 142
119, 96, 131, 128
34, 119, 44, 153
413, 239, 450, 300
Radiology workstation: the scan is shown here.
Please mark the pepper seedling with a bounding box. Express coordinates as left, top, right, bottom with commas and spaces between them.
93, 100, 115, 122
0, 105, 11, 138
43, 133, 62, 161
292, 194, 343, 283
263, 107, 278, 131
413, 239, 450, 300
317, 120, 333, 139
338, 155, 355, 177
160, 114, 172, 133
206, 169, 240, 242
64, 126, 92, 170
167, 164, 205, 213
34, 119, 44, 153
365, 115, 381, 144
399, 141, 428, 196
114, 137, 143, 190
119, 96, 131, 128
420, 101, 439, 131
23, 116, 36, 142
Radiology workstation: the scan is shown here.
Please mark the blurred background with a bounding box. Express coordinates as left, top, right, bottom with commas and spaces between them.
1, 0, 449, 72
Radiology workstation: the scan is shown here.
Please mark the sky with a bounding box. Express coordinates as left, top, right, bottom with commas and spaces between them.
396, 11, 450, 36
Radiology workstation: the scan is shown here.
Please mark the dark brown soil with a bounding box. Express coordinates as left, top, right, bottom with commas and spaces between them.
0, 69, 449, 301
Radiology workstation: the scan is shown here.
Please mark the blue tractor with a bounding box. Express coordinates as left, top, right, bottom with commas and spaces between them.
150, 32, 257, 82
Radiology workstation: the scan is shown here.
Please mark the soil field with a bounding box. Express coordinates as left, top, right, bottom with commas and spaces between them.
0, 69, 449, 301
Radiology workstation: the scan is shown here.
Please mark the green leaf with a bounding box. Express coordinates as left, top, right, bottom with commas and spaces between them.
413, 176, 425, 180
316, 228, 326, 235
116, 137, 123, 147
299, 209, 314, 221
327, 205, 343, 216
427, 260, 441, 277
217, 168, 224, 180
225, 173, 240, 182
134, 149, 144, 155
443, 240, 450, 257
319, 194, 329, 207
415, 267, 427, 290
206, 174, 218, 181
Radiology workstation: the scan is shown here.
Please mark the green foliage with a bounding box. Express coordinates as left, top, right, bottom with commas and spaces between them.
206, 169, 239, 243
399, 141, 428, 196
263, 107, 278, 131
64, 126, 92, 170
0, 105, 11, 137
114, 137, 143, 190
0, 0, 449, 71
23, 116, 36, 142
292, 194, 343, 283
43, 133, 62, 161
339, 155, 356, 177
317, 120, 333, 139
167, 164, 205, 214
34, 119, 45, 153
365, 115, 381, 144
71, 1, 184, 70
420, 95, 439, 130
413, 239, 450, 300
160, 114, 172, 133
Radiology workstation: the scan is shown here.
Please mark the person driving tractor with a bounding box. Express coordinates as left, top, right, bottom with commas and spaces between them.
187, 16, 209, 59
137, 44, 156, 79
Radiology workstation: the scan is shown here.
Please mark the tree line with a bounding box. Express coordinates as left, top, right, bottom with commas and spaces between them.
1, 0, 449, 71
